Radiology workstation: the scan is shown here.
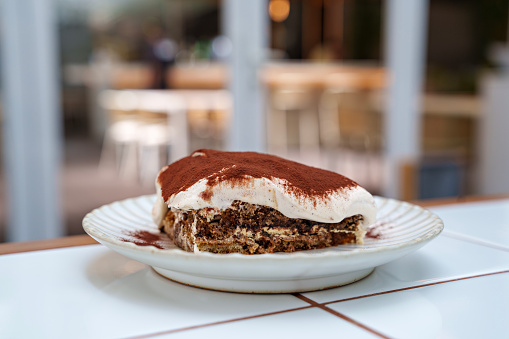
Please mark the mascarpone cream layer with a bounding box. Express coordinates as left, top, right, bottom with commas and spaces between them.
152, 175, 377, 228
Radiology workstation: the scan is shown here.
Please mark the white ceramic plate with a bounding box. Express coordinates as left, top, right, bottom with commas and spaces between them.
83, 195, 443, 293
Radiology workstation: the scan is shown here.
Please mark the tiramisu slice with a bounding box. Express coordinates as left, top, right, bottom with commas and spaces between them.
152, 149, 376, 254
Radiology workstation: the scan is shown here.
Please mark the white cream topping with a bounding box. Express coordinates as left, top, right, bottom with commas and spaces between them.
152, 175, 377, 230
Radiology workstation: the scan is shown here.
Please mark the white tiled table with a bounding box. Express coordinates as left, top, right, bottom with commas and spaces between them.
1, 198, 508, 338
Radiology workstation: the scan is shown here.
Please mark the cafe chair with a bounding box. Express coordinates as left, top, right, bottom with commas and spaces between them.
268, 82, 320, 156
98, 90, 141, 179
98, 90, 188, 185
318, 72, 385, 192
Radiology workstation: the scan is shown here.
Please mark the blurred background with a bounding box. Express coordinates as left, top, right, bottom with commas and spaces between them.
1, 0, 509, 242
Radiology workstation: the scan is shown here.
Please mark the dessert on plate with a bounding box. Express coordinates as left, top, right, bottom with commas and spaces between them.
152, 149, 376, 254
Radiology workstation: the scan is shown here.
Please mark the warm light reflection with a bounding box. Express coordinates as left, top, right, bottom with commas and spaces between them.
269, 0, 290, 22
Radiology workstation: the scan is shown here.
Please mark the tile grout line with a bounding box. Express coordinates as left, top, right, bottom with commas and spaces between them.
290, 270, 509, 337
122, 305, 313, 339
117, 271, 509, 339
441, 230, 509, 253
322, 269, 509, 306
293, 294, 391, 339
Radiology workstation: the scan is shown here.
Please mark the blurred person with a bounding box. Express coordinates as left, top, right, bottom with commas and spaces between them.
143, 24, 177, 89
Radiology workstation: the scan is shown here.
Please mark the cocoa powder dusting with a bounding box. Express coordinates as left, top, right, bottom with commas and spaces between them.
199, 188, 213, 201
365, 221, 394, 240
157, 149, 359, 203
366, 227, 383, 240
121, 230, 165, 249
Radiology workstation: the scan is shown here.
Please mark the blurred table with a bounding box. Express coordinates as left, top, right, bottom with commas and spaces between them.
1, 197, 508, 338
65, 61, 386, 90
262, 63, 386, 156
260, 63, 386, 90
98, 89, 232, 183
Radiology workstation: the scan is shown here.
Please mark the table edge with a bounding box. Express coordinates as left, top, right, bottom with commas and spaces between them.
0, 234, 98, 255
